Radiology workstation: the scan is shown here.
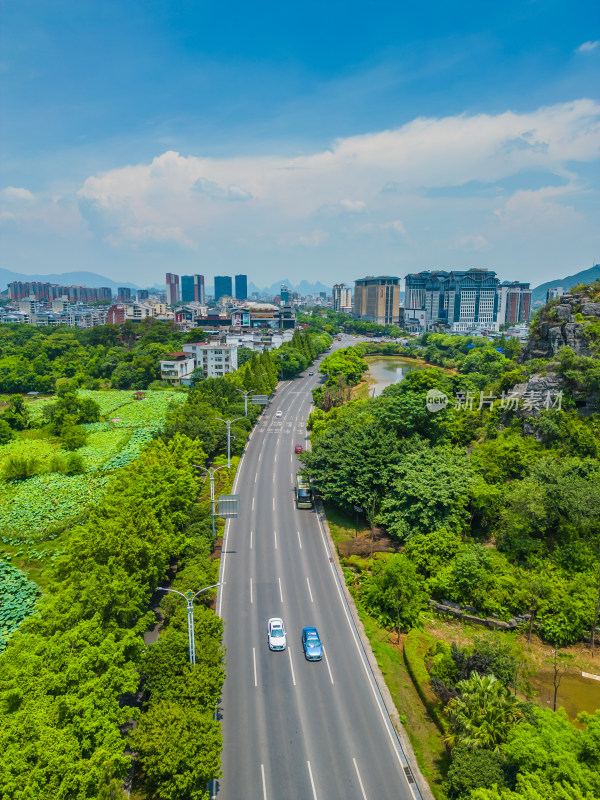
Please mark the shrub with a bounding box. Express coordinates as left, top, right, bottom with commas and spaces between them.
48, 454, 67, 474
65, 452, 86, 475
60, 425, 87, 450
446, 746, 507, 799
0, 420, 14, 444
3, 456, 40, 481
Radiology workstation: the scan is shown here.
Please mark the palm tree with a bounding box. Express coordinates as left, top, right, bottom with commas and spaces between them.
444, 672, 525, 752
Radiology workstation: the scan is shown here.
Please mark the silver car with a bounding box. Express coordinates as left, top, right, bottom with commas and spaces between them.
267, 617, 287, 651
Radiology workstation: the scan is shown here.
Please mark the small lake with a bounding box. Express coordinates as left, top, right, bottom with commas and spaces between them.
367, 357, 424, 396
528, 670, 600, 718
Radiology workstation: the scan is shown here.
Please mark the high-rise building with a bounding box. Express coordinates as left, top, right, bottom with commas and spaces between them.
166, 273, 180, 304
404, 269, 501, 331
137, 289, 149, 301
7, 281, 112, 303
181, 274, 205, 303
280, 285, 290, 304
353, 276, 401, 324
234, 274, 248, 300
332, 284, 352, 312
497, 281, 531, 324
117, 287, 132, 303
214, 276, 233, 302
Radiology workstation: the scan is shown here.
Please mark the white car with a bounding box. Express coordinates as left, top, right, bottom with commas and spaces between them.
267, 617, 287, 651
275, 410, 282, 418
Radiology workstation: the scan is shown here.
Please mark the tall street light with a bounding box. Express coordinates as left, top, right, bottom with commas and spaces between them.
235, 388, 256, 417
193, 464, 229, 538
216, 416, 243, 469
157, 582, 225, 664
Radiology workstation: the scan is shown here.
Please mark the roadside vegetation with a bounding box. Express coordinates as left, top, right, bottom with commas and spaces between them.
303, 291, 600, 800
0, 321, 331, 799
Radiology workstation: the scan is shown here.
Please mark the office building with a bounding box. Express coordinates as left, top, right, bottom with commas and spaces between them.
497, 281, 531, 325
353, 276, 401, 325
234, 274, 248, 301
166, 273, 180, 305
214, 276, 233, 303
332, 284, 352, 312
280, 285, 290, 304
181, 274, 205, 304
404, 269, 501, 331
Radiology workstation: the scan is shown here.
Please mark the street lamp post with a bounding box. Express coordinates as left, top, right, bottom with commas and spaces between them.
193, 464, 229, 538
157, 582, 225, 664
215, 416, 243, 469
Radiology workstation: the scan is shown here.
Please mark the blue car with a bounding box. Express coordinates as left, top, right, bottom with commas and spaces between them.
301, 626, 323, 661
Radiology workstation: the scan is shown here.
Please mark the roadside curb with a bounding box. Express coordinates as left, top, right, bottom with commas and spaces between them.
316, 501, 436, 800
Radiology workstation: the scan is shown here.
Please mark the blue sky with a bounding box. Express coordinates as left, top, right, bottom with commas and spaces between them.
1, 0, 599, 289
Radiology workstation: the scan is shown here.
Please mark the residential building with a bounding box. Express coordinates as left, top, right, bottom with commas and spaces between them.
181, 274, 205, 303
117, 287, 132, 303
182, 342, 238, 378
234, 274, 248, 301
8, 281, 111, 303
166, 273, 180, 305
332, 283, 352, 312
546, 286, 564, 303
497, 281, 531, 325
353, 276, 401, 324
160, 352, 196, 385
137, 289, 150, 301
214, 276, 233, 302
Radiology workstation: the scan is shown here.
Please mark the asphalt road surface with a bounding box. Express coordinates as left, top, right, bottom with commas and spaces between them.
214, 335, 419, 800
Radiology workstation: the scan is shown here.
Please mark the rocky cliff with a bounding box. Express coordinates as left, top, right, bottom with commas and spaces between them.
521, 286, 600, 362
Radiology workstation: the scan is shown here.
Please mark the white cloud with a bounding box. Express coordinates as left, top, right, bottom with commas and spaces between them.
577, 41, 600, 53
493, 185, 581, 229
448, 234, 489, 251
74, 99, 600, 249
380, 219, 407, 235
279, 229, 329, 247
1, 186, 35, 202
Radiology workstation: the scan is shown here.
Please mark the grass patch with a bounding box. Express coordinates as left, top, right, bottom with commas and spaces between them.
358, 608, 450, 799
323, 503, 370, 546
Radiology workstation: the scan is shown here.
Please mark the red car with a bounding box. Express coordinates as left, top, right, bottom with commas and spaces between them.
294, 444, 303, 454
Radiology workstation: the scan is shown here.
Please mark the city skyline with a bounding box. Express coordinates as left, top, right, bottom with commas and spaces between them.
1, 1, 599, 287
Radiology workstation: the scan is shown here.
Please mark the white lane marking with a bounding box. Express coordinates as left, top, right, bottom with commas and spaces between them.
353, 759, 367, 800
288, 646, 296, 686
278, 576, 283, 602
254, 472, 258, 483
274, 453, 277, 463
323, 647, 334, 684
306, 577, 314, 603
253, 647, 257, 687
252, 497, 255, 511
297, 529, 302, 549
272, 497, 275, 510
217, 434, 245, 617
250, 577, 253, 604
272, 472, 275, 483
290, 452, 293, 463
250, 529, 253, 550
274, 530, 278, 550
261, 763, 267, 800
315, 514, 409, 778
307, 761, 318, 800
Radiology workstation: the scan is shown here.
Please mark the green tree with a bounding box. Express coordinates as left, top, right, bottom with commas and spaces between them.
362, 554, 427, 638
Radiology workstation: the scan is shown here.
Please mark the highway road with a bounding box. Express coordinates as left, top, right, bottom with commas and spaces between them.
214, 335, 420, 800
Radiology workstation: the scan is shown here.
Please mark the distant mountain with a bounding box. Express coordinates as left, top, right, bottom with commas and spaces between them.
0, 268, 141, 293
247, 279, 332, 297
532, 265, 600, 305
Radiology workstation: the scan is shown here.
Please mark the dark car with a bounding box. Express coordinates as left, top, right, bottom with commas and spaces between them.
301, 626, 323, 661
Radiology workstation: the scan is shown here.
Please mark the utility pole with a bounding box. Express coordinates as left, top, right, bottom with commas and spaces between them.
216, 417, 243, 469
157, 583, 225, 664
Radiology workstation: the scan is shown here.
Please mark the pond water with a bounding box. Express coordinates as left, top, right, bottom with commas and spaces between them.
528, 670, 600, 718
366, 357, 424, 396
